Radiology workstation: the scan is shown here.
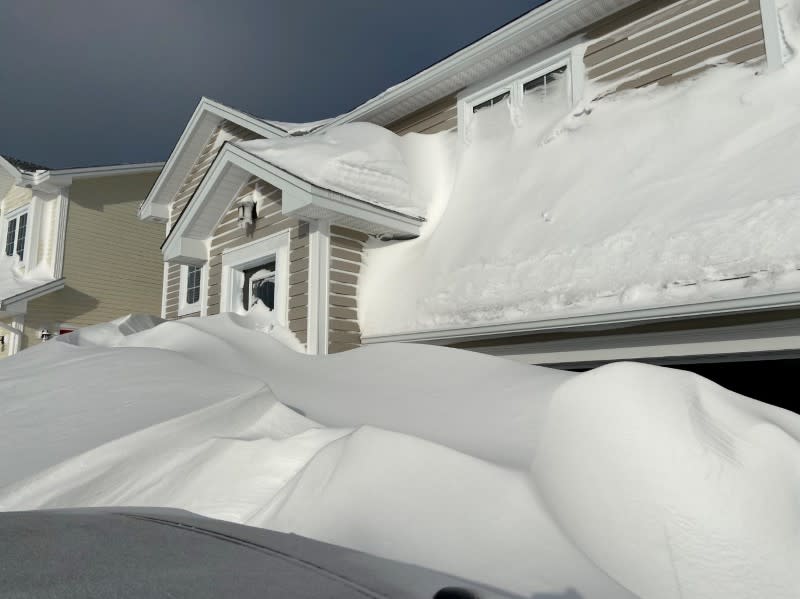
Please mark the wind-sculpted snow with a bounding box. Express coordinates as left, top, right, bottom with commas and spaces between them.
1, 309, 799, 598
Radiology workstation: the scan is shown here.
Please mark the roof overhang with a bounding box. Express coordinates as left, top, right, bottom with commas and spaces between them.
138, 98, 290, 223
361, 289, 800, 346
320, 0, 638, 131
163, 144, 424, 264
0, 277, 65, 312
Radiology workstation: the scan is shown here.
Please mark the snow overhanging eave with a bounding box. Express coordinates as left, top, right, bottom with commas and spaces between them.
361, 290, 800, 345
162, 144, 423, 264
0, 278, 65, 312
320, 0, 638, 130
138, 97, 290, 223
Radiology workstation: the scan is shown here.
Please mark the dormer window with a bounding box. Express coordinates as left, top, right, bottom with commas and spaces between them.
459, 47, 583, 140
4, 210, 28, 261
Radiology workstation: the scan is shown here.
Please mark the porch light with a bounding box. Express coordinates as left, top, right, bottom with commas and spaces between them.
236, 194, 256, 231
40, 328, 52, 341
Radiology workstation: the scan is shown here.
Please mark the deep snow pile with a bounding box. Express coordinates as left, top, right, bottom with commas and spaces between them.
0, 254, 56, 301
1, 308, 799, 598
239, 122, 452, 218
358, 7, 800, 336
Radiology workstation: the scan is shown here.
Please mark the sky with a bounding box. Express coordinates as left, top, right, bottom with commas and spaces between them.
0, 0, 546, 169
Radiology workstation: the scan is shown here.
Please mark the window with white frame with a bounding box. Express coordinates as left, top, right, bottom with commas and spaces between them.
178, 263, 203, 315
459, 48, 582, 140
4, 210, 28, 261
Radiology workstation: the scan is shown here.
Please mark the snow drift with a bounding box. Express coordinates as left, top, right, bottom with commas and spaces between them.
1, 308, 799, 599
358, 7, 800, 336
0, 254, 56, 302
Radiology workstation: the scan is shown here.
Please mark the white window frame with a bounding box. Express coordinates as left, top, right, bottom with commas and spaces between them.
220, 230, 290, 324
178, 263, 205, 316
458, 45, 585, 141
2, 205, 30, 266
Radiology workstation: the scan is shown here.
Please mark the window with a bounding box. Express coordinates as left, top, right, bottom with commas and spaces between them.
178, 263, 204, 316
459, 48, 582, 140
4, 211, 27, 260
472, 90, 511, 114
186, 265, 201, 305
243, 261, 276, 310
522, 65, 568, 99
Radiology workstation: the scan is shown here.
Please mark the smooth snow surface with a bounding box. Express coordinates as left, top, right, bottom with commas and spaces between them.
2, 310, 799, 598
239, 122, 453, 218
0, 254, 56, 302
359, 9, 800, 336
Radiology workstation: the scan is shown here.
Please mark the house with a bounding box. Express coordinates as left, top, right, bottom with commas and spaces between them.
0, 157, 165, 357
137, 0, 797, 399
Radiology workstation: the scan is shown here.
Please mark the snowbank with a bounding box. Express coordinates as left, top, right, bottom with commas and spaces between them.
0, 254, 56, 302
359, 11, 800, 336
239, 122, 453, 218
1, 310, 799, 598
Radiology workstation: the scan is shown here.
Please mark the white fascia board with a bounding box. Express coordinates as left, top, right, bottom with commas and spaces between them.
319, 0, 636, 130
361, 290, 800, 345
0, 156, 22, 184
0, 278, 65, 311
138, 97, 288, 221
48, 162, 165, 180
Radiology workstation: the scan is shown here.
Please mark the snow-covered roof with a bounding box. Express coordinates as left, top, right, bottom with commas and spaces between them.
0, 255, 62, 311
357, 19, 800, 340
238, 123, 432, 219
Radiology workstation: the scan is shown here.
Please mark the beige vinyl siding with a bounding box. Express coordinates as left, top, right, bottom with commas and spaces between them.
585, 0, 766, 92
1, 185, 32, 215
21, 172, 164, 349
386, 95, 458, 135
163, 119, 264, 315
0, 169, 16, 201
205, 178, 311, 346
328, 226, 365, 353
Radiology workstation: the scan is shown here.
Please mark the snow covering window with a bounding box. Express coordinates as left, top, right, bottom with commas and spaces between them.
185, 265, 201, 305
472, 90, 511, 114
522, 65, 567, 100
243, 261, 276, 310
4, 212, 27, 260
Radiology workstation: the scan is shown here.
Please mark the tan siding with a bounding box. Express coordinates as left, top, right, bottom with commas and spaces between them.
386, 95, 458, 135
21, 172, 164, 350
585, 0, 766, 92
328, 227, 365, 353
1, 185, 32, 214
203, 178, 310, 349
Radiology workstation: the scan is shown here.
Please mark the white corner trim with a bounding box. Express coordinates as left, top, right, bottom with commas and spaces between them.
53, 189, 70, 279
8, 314, 24, 356
307, 220, 331, 355
24, 195, 42, 272
759, 0, 786, 70
220, 230, 290, 324
160, 261, 169, 319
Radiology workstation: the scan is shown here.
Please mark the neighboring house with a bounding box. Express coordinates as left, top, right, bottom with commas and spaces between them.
138, 0, 795, 385
0, 157, 165, 357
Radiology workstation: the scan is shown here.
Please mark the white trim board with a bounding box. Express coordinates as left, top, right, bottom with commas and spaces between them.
361, 290, 800, 345
220, 230, 290, 325
478, 317, 800, 367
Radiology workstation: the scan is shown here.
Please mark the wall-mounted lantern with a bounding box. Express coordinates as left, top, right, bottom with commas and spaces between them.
236, 188, 262, 232
40, 328, 52, 341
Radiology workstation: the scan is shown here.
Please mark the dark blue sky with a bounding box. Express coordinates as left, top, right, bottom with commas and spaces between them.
0, 1, 546, 168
